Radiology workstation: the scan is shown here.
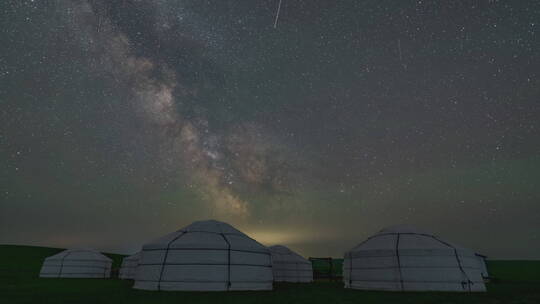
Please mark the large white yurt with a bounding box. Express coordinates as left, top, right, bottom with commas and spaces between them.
269, 245, 313, 282
119, 252, 141, 280
133, 220, 273, 291
343, 225, 486, 292
39, 249, 112, 278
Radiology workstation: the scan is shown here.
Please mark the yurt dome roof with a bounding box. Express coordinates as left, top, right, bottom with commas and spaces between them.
269, 245, 293, 254
143, 219, 267, 253
376, 224, 429, 235
348, 225, 469, 253
269, 245, 310, 264
45, 249, 112, 261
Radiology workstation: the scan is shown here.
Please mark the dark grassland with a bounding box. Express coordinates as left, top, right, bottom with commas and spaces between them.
1, 244, 539, 304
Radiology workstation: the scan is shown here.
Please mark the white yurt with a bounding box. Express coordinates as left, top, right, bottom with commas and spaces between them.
343, 225, 486, 292
134, 220, 273, 291
119, 252, 141, 280
39, 249, 112, 278
269, 245, 313, 282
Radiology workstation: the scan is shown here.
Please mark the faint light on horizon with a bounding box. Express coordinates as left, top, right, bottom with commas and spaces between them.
245, 228, 337, 247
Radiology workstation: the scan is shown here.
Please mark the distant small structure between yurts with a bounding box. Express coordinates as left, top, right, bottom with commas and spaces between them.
39, 249, 112, 278
134, 220, 273, 291
119, 252, 141, 280
343, 225, 486, 292
269, 245, 313, 282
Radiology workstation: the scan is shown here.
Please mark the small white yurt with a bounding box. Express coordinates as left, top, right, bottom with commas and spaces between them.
134, 220, 273, 291
119, 252, 141, 280
39, 249, 112, 278
343, 225, 486, 292
269, 245, 313, 282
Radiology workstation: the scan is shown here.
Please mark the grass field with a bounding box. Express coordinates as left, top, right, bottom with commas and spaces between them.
1, 245, 539, 304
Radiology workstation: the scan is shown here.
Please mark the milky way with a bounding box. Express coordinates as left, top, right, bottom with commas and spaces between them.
1, 0, 539, 258
57, 0, 302, 220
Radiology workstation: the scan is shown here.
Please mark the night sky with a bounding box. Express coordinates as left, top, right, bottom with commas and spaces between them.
1, 0, 539, 259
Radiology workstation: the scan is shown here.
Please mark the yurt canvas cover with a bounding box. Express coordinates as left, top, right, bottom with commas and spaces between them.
119, 252, 141, 280
343, 225, 486, 292
134, 220, 273, 291
475, 253, 489, 279
269, 245, 313, 282
39, 249, 112, 278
